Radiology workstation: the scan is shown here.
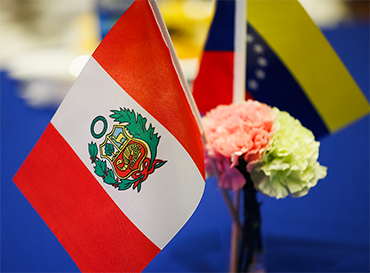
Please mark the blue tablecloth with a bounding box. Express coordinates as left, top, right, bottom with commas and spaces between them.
1, 25, 369, 272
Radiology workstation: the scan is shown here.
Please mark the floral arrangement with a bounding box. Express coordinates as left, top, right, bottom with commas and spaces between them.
202, 100, 327, 272
203, 100, 327, 199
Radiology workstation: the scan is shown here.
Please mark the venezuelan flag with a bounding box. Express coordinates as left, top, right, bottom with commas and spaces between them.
192, 0, 370, 138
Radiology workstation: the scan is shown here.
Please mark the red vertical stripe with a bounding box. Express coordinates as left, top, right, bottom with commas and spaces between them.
193, 51, 233, 114
13, 124, 160, 272
192, 51, 254, 115
92, 0, 205, 179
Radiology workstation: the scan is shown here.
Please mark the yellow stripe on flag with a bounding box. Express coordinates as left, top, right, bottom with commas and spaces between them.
248, 0, 370, 133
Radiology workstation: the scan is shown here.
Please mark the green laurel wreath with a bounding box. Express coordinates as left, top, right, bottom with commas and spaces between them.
88, 142, 118, 184
88, 108, 166, 192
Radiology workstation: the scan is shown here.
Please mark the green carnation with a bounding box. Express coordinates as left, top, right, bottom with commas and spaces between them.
250, 108, 327, 199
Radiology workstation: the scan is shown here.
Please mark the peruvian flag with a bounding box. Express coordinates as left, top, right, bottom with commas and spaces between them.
13, 0, 205, 272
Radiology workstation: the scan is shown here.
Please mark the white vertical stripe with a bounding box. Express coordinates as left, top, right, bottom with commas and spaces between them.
233, 0, 247, 104
51, 58, 204, 249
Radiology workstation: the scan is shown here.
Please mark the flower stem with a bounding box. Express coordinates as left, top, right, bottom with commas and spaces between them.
236, 160, 264, 272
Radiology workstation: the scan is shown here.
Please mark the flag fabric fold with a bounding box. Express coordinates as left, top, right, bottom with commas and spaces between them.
13, 1, 205, 272
192, 0, 370, 139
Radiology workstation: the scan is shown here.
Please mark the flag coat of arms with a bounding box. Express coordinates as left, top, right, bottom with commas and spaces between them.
13, 0, 205, 272
192, 0, 370, 139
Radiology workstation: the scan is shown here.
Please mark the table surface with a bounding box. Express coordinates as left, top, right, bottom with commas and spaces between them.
1, 24, 369, 272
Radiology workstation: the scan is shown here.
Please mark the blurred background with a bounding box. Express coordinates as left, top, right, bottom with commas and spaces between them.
1, 0, 368, 109
1, 0, 369, 272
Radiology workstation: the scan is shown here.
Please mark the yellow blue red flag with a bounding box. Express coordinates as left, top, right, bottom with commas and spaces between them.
192, 0, 370, 138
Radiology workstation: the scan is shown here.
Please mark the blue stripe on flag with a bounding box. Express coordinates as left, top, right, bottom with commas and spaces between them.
204, 0, 235, 51
246, 24, 329, 138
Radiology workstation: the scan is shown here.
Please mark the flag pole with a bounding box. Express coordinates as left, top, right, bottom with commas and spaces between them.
233, 0, 247, 104
230, 0, 247, 272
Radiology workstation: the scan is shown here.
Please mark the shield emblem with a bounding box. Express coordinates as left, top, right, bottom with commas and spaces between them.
100, 124, 148, 179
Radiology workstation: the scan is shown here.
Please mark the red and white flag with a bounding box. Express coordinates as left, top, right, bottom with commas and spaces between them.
13, 0, 205, 272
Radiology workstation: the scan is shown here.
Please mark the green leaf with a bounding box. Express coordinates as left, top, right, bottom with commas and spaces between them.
110, 107, 135, 124
103, 169, 116, 185
136, 181, 142, 193
154, 160, 167, 169
118, 180, 134, 190
105, 143, 114, 156
94, 159, 106, 177
88, 142, 98, 158
139, 122, 160, 170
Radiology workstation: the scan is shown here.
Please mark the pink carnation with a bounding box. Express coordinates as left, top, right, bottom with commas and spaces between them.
204, 149, 247, 191
203, 100, 276, 173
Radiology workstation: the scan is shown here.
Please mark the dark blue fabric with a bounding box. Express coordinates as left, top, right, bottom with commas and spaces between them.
0, 72, 79, 272
204, 0, 235, 51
